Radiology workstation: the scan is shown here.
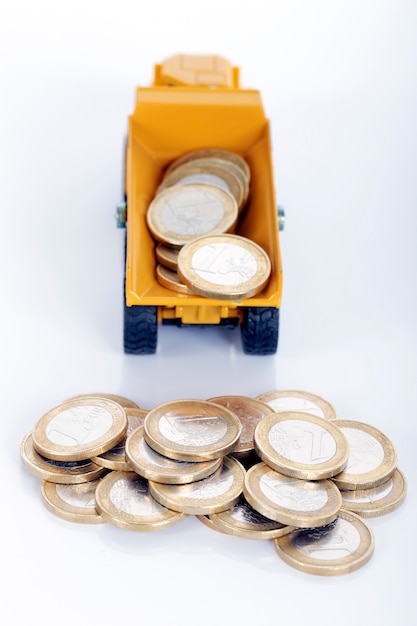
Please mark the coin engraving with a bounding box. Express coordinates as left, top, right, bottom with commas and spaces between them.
109, 477, 164, 515
259, 472, 328, 512
45, 405, 114, 446
158, 414, 228, 446
178, 467, 234, 500
268, 420, 337, 465
159, 189, 225, 235
55, 482, 97, 508
291, 518, 361, 560
340, 427, 384, 474
191, 242, 257, 286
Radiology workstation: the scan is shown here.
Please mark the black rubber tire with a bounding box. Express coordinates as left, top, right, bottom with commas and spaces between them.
240, 307, 279, 355
124, 303, 158, 354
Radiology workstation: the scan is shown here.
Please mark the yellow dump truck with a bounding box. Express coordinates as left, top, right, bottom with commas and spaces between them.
117, 54, 284, 355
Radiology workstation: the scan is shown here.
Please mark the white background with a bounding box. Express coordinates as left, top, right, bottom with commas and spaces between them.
1, 1, 416, 623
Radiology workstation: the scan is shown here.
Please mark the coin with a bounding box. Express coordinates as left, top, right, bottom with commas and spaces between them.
177, 233, 271, 300
254, 412, 349, 480
206, 493, 295, 539
32, 397, 128, 462
164, 148, 251, 190
20, 432, 107, 484
41, 479, 105, 524
125, 426, 223, 484
91, 408, 149, 471
274, 509, 375, 576
339, 468, 407, 518
94, 470, 187, 531
149, 456, 245, 515
144, 399, 241, 461
157, 157, 246, 212
146, 183, 238, 248
244, 462, 342, 528
207, 395, 274, 456
331, 420, 397, 490
156, 264, 194, 295
155, 242, 180, 270
256, 390, 337, 420
67, 393, 140, 409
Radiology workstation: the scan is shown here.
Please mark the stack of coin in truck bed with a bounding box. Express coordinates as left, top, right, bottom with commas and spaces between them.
146, 148, 272, 300
20, 389, 407, 576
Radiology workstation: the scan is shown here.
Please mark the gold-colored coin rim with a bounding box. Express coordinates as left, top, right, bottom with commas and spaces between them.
155, 242, 180, 271
32, 397, 128, 462
156, 264, 195, 295
274, 509, 375, 576
207, 395, 275, 454
157, 157, 246, 211
207, 493, 295, 539
256, 389, 337, 420
149, 456, 246, 515
144, 399, 242, 462
41, 480, 105, 525
177, 234, 271, 300
125, 426, 223, 484
66, 393, 140, 409
339, 468, 407, 518
20, 432, 107, 484
91, 409, 149, 471
331, 419, 398, 490
254, 411, 349, 480
243, 462, 342, 528
163, 148, 251, 188
94, 470, 187, 531
146, 183, 238, 248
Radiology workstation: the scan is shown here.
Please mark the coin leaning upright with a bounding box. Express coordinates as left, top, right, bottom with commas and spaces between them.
177, 233, 271, 300
143, 399, 242, 461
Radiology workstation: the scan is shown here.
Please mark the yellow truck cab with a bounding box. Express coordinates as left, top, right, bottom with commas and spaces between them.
118, 54, 284, 355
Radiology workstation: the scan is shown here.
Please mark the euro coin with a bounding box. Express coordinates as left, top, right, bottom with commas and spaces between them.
66, 393, 140, 409
206, 493, 295, 539
274, 510, 375, 576
244, 462, 342, 528
94, 470, 187, 531
339, 468, 407, 518
155, 242, 180, 270
144, 399, 241, 462
331, 419, 397, 490
146, 183, 238, 248
207, 395, 274, 456
91, 408, 149, 471
149, 456, 245, 515
125, 426, 223, 484
20, 432, 107, 484
256, 389, 337, 420
177, 233, 271, 300
32, 397, 128, 462
164, 148, 251, 189
41, 479, 105, 524
254, 412, 349, 480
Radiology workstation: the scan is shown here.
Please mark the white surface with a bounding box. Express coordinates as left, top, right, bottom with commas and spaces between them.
2, 1, 416, 624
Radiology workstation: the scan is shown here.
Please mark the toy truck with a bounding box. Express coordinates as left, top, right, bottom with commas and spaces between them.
117, 54, 284, 355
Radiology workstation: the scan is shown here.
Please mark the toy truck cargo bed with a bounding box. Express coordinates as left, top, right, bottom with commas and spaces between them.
122, 55, 283, 354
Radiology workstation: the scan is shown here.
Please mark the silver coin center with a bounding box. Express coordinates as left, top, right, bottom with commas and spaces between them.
191, 242, 258, 286
178, 466, 233, 500
268, 419, 337, 465
260, 472, 328, 512
177, 173, 230, 191
158, 413, 228, 446
56, 483, 97, 508
291, 518, 361, 560
138, 437, 193, 468
160, 189, 224, 235
109, 478, 164, 515
341, 427, 384, 474
341, 479, 393, 504
45, 405, 114, 446
267, 397, 325, 418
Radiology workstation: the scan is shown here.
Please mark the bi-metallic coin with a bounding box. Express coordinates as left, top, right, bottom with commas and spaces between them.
339, 468, 407, 518
41, 479, 105, 524
256, 389, 337, 420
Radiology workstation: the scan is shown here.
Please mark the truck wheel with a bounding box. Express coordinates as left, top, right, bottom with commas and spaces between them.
240, 307, 279, 355
124, 304, 158, 354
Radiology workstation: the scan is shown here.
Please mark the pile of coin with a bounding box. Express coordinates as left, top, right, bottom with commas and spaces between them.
20, 389, 407, 576
146, 148, 272, 300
